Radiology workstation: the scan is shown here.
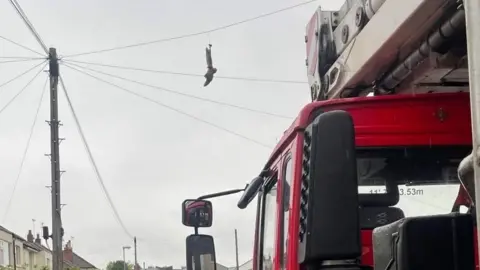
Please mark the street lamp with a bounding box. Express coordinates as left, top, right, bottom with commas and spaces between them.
122, 246, 131, 270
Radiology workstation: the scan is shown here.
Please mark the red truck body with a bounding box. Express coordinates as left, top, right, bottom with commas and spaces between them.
251, 92, 476, 270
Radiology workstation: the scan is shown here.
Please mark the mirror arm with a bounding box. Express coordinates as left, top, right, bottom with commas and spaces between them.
197, 188, 246, 200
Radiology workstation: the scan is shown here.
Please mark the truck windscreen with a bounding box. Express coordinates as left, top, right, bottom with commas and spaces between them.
356, 146, 471, 217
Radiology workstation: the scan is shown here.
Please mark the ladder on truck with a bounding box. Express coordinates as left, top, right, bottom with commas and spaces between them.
306, 0, 469, 101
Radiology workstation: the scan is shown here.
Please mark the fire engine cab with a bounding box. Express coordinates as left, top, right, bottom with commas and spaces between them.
182, 1, 480, 270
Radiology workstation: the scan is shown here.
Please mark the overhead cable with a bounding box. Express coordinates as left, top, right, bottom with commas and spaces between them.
63, 61, 294, 120
2, 75, 48, 223
0, 35, 45, 57
0, 60, 47, 97
59, 76, 134, 239
7, 0, 49, 54
0, 62, 46, 116
62, 0, 319, 58
0, 58, 45, 64
0, 56, 45, 60
63, 59, 307, 85
63, 63, 273, 149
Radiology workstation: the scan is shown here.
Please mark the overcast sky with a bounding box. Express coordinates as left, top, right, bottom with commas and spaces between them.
0, 0, 462, 269
0, 0, 342, 268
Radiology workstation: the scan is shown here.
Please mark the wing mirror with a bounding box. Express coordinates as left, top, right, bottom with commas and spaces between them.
182, 199, 213, 228
186, 234, 217, 270
237, 176, 264, 209
298, 110, 361, 264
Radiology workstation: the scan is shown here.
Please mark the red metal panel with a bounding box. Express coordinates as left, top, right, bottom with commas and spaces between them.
330, 93, 472, 147
269, 93, 471, 161
360, 230, 373, 266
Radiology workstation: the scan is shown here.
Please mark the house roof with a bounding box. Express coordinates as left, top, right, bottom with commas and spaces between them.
0, 225, 28, 242
0, 225, 96, 269
35, 242, 52, 252
63, 259, 75, 268
23, 241, 42, 252
0, 225, 12, 234
71, 251, 97, 269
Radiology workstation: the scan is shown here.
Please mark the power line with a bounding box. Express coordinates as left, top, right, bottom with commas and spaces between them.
63, 64, 273, 149
0, 61, 47, 95
2, 75, 48, 223
62, 0, 319, 58
63, 59, 307, 84
59, 76, 134, 239
0, 58, 44, 64
0, 62, 47, 115
8, 0, 48, 54
62, 61, 294, 120
0, 35, 45, 57
0, 56, 45, 59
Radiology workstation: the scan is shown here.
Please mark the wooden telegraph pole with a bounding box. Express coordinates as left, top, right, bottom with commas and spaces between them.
48, 48, 63, 270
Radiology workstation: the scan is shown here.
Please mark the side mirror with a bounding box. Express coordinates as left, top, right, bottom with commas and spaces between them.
186, 234, 217, 270
182, 199, 213, 228
237, 176, 264, 209
298, 110, 360, 263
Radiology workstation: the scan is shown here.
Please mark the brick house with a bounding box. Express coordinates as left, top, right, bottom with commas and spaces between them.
62, 240, 96, 270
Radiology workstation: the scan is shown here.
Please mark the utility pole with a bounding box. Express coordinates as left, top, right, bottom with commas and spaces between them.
12, 234, 16, 270
234, 229, 239, 270
134, 237, 138, 270
49, 47, 63, 270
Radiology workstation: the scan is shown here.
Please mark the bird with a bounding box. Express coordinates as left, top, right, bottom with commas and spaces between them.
204, 44, 217, 87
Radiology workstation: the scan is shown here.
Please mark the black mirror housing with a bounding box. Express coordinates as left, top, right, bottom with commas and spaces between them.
237, 176, 264, 209
298, 110, 361, 263
182, 199, 213, 228
186, 234, 217, 270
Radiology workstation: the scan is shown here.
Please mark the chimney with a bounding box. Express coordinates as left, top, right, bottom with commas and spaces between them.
27, 230, 34, 242
34, 234, 42, 245
63, 240, 73, 263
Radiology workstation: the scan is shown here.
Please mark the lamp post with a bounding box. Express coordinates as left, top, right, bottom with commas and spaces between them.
122, 246, 131, 270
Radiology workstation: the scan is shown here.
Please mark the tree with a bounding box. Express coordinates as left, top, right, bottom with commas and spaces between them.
106, 261, 134, 270
0, 266, 13, 270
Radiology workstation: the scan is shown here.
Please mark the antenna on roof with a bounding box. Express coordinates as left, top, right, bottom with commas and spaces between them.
32, 219, 36, 235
